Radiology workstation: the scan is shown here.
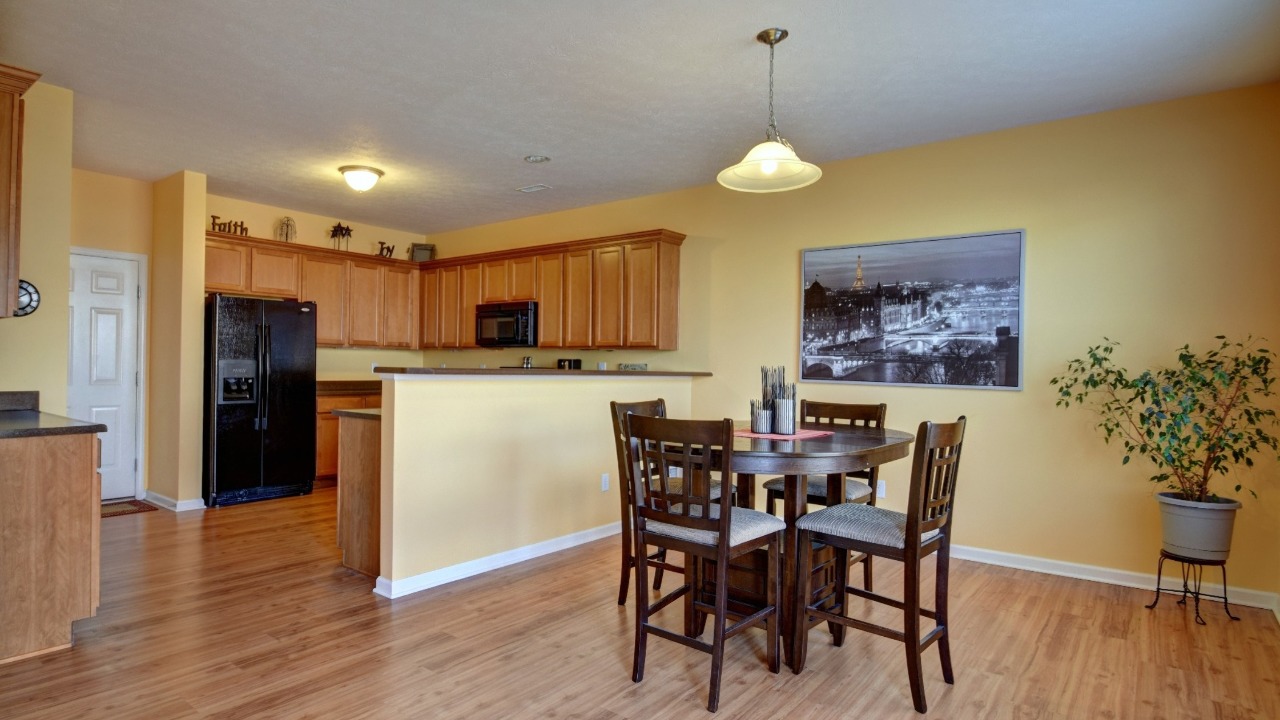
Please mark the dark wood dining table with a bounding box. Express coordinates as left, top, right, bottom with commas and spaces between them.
729, 420, 915, 666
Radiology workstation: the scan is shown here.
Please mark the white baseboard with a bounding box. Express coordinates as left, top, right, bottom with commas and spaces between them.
374, 522, 621, 599
952, 544, 1280, 622
144, 491, 206, 512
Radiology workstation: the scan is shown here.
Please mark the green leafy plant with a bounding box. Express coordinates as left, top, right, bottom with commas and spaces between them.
1050, 336, 1279, 502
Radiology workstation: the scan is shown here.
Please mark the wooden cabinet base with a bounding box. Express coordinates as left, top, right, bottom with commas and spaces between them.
0, 434, 99, 664
337, 414, 380, 578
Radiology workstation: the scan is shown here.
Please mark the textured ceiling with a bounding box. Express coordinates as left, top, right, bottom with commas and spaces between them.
2, 1, 1279, 235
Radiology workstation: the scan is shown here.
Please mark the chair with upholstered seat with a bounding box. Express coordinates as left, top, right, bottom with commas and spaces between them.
792, 416, 967, 714
763, 401, 887, 589
626, 414, 784, 713
610, 399, 676, 605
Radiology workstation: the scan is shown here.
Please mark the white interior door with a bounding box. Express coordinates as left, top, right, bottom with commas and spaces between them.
68, 253, 140, 500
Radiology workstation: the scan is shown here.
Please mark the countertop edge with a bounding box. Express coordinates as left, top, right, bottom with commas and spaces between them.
333, 408, 382, 419
372, 367, 712, 378
0, 410, 109, 439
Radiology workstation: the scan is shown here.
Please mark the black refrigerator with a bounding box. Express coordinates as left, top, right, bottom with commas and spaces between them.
203, 294, 317, 507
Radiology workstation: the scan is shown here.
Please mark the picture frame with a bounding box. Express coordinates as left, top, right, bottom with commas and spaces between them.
800, 229, 1025, 389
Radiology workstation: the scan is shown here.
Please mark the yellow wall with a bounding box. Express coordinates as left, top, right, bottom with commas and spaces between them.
0, 83, 73, 411
71, 169, 152, 255
206, 194, 426, 256
148, 171, 207, 503
383, 376, 694, 583
428, 84, 1280, 594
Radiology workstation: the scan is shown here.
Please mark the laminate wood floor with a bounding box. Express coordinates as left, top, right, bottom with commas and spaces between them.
2, 488, 1277, 719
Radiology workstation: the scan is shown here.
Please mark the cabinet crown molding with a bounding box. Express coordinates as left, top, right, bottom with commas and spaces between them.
0, 63, 41, 95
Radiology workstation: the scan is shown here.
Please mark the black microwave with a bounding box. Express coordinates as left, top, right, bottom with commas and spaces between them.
476, 301, 537, 347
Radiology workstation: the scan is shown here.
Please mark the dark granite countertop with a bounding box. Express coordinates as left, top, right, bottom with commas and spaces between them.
332, 408, 382, 420
372, 367, 711, 378
317, 380, 381, 395
0, 410, 108, 439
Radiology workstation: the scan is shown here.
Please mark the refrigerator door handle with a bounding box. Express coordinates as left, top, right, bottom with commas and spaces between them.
262, 324, 272, 430
254, 323, 263, 430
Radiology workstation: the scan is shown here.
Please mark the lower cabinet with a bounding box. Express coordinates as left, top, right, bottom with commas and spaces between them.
316, 393, 381, 479
0, 433, 100, 663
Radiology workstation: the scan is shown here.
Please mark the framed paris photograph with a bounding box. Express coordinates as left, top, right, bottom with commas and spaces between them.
800, 230, 1024, 389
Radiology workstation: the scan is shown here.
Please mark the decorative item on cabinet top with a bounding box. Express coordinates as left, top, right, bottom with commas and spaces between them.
330, 222, 353, 251
210, 215, 250, 236
276, 217, 297, 243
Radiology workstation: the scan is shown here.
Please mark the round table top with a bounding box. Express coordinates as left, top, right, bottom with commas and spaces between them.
729, 421, 915, 475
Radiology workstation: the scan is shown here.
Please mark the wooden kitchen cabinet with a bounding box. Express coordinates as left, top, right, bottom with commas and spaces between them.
460, 262, 482, 347
624, 240, 680, 349
592, 245, 625, 348
481, 259, 508, 302
563, 249, 594, 348
299, 254, 348, 346
0, 64, 39, 319
508, 256, 537, 300
248, 246, 300, 297
534, 253, 564, 347
316, 393, 379, 479
380, 265, 418, 348
347, 261, 383, 347
1, 430, 101, 663
205, 240, 252, 293
419, 267, 440, 348
437, 265, 462, 348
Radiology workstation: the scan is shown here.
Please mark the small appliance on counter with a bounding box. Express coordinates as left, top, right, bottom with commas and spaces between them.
557, 359, 582, 370
476, 301, 537, 347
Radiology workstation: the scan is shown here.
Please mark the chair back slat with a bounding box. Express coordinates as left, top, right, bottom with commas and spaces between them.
610, 399, 667, 512
907, 416, 966, 538
627, 415, 734, 540
801, 400, 886, 428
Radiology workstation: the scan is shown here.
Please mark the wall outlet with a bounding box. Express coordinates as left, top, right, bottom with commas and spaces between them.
877, 480, 886, 498
601, 472, 610, 492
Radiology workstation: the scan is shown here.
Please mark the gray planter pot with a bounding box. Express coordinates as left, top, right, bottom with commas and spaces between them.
1155, 491, 1241, 562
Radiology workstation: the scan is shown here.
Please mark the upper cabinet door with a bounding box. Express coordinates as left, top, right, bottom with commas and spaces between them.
562, 249, 593, 348
460, 263, 483, 347
0, 64, 38, 319
380, 266, 418, 348
205, 240, 251, 294
299, 255, 348, 346
534, 253, 563, 348
347, 261, 382, 347
508, 256, 537, 301
481, 259, 508, 303
437, 265, 462, 348
419, 268, 440, 348
592, 245, 625, 348
248, 246, 300, 298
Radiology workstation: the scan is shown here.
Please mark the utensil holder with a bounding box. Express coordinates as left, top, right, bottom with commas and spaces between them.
751, 407, 773, 434
773, 398, 795, 435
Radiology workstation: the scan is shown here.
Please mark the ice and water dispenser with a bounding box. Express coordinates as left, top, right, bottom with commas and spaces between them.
217, 359, 256, 404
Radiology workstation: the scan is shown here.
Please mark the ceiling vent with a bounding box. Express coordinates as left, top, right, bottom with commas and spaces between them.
516, 184, 552, 193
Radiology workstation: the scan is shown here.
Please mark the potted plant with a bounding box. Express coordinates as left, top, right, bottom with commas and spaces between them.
1050, 336, 1279, 561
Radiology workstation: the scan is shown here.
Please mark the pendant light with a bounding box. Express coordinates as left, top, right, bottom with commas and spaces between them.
717, 28, 821, 193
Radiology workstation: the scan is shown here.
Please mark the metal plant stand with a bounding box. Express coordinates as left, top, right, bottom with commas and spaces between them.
1145, 550, 1240, 625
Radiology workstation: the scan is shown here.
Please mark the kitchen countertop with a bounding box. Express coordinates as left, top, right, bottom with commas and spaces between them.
0, 411, 108, 439
332, 408, 382, 420
373, 367, 711, 377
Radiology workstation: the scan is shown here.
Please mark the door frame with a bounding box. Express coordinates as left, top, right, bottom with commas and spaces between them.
70, 247, 149, 500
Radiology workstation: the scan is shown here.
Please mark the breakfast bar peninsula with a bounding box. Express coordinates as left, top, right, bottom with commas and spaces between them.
362, 367, 710, 599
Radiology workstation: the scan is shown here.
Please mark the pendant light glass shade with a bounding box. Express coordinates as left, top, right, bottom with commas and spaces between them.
719, 28, 821, 193
339, 165, 384, 192
717, 140, 821, 192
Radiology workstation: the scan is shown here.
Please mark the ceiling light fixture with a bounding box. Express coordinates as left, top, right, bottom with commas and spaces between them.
339, 165, 384, 192
717, 28, 821, 193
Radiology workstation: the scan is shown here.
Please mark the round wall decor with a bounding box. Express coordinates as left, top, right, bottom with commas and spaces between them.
14, 279, 40, 316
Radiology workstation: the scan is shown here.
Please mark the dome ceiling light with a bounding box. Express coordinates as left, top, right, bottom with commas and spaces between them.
339, 165, 384, 192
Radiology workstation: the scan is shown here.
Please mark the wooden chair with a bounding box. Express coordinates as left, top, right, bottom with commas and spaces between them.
792, 416, 967, 714
626, 414, 785, 713
764, 401, 887, 589
609, 399, 678, 605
